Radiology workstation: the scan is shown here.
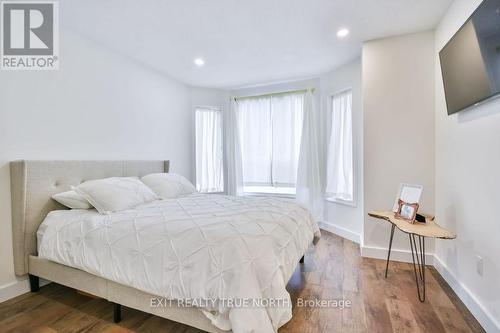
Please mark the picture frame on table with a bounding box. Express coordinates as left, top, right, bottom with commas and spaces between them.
395, 199, 419, 223
392, 183, 423, 212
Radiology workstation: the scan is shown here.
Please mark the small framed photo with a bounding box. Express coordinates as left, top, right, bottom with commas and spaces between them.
395, 199, 419, 223
393, 183, 423, 212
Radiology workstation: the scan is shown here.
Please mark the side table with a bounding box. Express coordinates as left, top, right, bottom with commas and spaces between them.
368, 210, 456, 302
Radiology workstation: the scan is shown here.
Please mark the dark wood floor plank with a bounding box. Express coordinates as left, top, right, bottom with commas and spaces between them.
391, 266, 447, 333
0, 231, 484, 333
341, 290, 367, 332
0, 299, 72, 332
342, 238, 360, 293
360, 259, 394, 333
434, 305, 473, 333
48, 310, 100, 332
385, 298, 421, 333
429, 268, 486, 333
317, 286, 343, 333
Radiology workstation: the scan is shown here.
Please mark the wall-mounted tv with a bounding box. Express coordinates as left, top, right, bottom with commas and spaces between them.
439, 0, 500, 115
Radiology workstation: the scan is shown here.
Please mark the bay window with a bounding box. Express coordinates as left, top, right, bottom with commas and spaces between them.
236, 92, 304, 195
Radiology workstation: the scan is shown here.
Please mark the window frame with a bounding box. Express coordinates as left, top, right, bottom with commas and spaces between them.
325, 88, 356, 207
194, 105, 225, 194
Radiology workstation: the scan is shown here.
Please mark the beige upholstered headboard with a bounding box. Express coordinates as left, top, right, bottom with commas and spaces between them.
10, 160, 170, 276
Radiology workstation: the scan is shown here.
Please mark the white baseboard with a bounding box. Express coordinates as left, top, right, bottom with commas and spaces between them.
0, 279, 30, 303
434, 255, 500, 333
360, 245, 434, 265
319, 221, 361, 244
0, 277, 51, 303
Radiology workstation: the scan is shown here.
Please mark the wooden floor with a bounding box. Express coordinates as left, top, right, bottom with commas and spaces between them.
0, 231, 484, 333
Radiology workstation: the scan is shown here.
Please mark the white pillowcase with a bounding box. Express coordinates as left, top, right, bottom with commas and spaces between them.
52, 190, 93, 209
141, 173, 196, 199
74, 177, 159, 214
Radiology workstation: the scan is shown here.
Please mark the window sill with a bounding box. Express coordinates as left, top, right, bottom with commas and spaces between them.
242, 186, 296, 199
242, 192, 295, 199
326, 197, 357, 207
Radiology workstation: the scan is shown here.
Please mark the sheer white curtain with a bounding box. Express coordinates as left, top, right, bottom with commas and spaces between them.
237, 96, 272, 185
225, 99, 244, 195
326, 89, 353, 201
296, 90, 324, 220
236, 92, 304, 190
195, 107, 224, 193
226, 90, 324, 219
271, 93, 304, 186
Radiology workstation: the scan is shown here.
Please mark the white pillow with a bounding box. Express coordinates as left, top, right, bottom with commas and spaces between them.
74, 177, 159, 214
52, 190, 93, 209
141, 173, 196, 199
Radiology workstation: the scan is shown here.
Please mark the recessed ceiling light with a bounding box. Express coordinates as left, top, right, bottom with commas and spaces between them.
337, 28, 350, 38
194, 58, 205, 66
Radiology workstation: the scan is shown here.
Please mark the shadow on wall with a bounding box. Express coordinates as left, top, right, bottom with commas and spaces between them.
0, 161, 13, 223
457, 96, 500, 123
443, 196, 500, 307
0, 162, 16, 284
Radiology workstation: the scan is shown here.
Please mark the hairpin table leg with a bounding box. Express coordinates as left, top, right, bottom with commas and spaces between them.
385, 224, 396, 278
409, 233, 426, 302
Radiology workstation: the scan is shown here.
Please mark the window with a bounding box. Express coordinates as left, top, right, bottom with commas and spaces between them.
326, 89, 354, 203
195, 107, 224, 193
236, 92, 304, 195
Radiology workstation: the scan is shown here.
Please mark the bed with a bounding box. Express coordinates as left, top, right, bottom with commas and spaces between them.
10, 160, 320, 333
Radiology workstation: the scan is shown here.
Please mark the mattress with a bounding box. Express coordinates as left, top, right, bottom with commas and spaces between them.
37, 193, 320, 333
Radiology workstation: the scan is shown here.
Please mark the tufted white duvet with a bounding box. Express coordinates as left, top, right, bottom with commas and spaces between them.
37, 193, 320, 333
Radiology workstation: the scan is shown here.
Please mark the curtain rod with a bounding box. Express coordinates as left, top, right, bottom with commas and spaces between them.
232, 88, 315, 101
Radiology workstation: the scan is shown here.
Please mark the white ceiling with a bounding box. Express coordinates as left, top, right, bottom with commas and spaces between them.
61, 0, 453, 89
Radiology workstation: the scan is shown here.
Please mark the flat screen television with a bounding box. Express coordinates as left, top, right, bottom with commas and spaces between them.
439, 0, 500, 115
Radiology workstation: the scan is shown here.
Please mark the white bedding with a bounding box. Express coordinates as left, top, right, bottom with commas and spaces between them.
37, 194, 320, 333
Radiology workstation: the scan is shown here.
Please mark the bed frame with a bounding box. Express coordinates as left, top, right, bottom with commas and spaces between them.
10, 160, 228, 333
10, 160, 305, 332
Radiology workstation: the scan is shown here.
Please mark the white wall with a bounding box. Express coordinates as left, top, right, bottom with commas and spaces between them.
190, 87, 228, 110
0, 29, 193, 292
320, 59, 363, 242
435, 0, 500, 331
362, 31, 436, 257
